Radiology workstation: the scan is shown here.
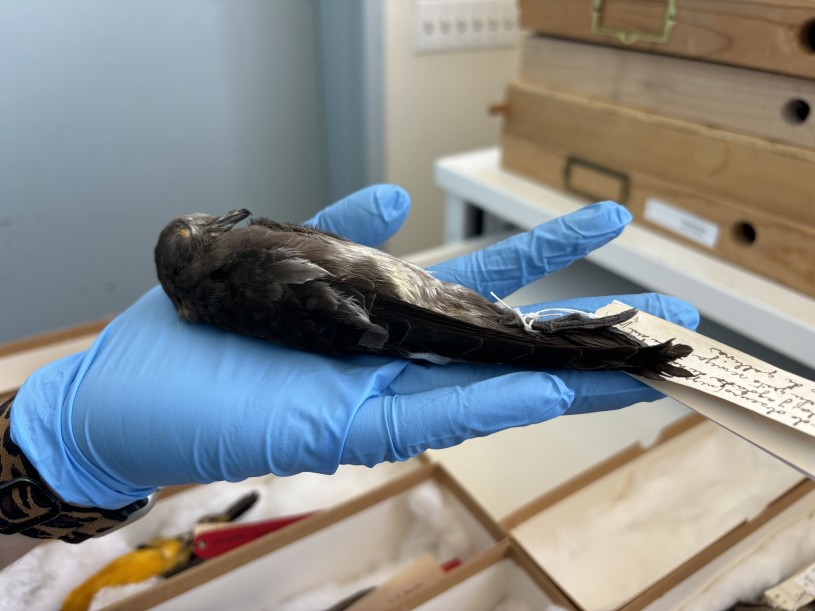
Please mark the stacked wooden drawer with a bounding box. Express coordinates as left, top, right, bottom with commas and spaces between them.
501, 0, 815, 297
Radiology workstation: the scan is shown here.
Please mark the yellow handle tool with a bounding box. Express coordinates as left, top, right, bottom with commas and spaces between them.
61, 490, 259, 611
61, 535, 191, 611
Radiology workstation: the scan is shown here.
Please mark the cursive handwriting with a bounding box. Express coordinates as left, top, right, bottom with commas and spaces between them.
617, 316, 815, 437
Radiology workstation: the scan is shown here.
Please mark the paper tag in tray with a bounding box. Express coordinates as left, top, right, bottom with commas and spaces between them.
345, 553, 442, 611
594, 302, 815, 480
758, 560, 815, 609
796, 563, 815, 597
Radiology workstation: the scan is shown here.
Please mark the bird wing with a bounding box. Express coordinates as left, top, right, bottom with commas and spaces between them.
201, 246, 391, 354
206, 243, 635, 368
366, 293, 594, 366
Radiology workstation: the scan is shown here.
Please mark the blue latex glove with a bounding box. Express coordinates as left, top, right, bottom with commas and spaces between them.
423, 204, 699, 416
12, 192, 697, 510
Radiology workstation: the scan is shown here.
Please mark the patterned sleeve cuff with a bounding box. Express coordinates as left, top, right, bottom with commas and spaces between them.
0, 396, 152, 543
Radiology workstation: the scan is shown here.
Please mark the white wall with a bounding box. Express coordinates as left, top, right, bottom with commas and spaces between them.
0, 1, 328, 342
383, 0, 520, 255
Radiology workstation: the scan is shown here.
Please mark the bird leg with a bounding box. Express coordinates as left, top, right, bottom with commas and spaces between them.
531, 308, 638, 334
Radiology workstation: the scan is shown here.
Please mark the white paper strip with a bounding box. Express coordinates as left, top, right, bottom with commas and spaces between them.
596, 302, 815, 479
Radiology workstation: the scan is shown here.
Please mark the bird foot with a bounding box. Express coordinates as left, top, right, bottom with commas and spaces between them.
531, 308, 638, 334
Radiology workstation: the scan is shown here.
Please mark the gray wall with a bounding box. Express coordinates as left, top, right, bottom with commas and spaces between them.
0, 0, 335, 342
318, 0, 383, 202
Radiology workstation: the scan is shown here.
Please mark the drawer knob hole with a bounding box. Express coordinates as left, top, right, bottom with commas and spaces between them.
782, 99, 811, 124
734, 222, 757, 246
799, 20, 815, 53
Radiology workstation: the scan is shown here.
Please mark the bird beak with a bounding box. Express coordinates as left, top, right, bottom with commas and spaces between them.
213, 209, 252, 229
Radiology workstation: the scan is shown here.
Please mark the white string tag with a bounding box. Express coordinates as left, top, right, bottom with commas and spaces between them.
489, 292, 595, 333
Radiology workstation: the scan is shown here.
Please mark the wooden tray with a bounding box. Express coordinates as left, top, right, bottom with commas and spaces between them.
520, 35, 815, 150
503, 81, 815, 226
502, 131, 815, 298
518, 0, 815, 80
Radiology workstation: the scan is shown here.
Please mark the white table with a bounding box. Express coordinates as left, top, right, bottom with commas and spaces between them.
435, 147, 815, 368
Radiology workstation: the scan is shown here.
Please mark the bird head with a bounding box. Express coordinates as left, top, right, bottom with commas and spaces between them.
154, 209, 252, 301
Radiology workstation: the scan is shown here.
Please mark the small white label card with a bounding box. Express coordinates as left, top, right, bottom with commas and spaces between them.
596, 302, 815, 479
644, 198, 719, 249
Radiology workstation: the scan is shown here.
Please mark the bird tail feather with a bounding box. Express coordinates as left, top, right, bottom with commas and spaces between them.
371, 298, 693, 379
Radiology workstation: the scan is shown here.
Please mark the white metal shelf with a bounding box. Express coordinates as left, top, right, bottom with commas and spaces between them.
435, 147, 815, 367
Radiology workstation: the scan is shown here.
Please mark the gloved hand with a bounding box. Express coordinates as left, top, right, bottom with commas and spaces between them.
12, 190, 697, 510
424, 204, 699, 416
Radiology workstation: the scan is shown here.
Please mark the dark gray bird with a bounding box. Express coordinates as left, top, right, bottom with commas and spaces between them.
154, 209, 692, 379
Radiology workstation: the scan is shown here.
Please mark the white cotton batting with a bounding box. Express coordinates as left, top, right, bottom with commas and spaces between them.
492, 598, 533, 611
681, 510, 815, 611
398, 480, 472, 562
0, 462, 411, 610
511, 424, 803, 611
273, 480, 474, 611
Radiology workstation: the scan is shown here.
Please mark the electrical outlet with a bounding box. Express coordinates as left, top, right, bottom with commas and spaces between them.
414, 0, 519, 54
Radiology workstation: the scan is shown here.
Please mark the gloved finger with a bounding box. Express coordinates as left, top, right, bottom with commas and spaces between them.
427, 201, 631, 298
305, 184, 411, 246
389, 361, 517, 396
518, 293, 699, 330
340, 372, 574, 466
390, 359, 661, 416
554, 369, 664, 415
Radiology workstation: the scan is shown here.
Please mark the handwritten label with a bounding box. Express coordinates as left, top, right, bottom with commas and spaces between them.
759, 560, 815, 609
794, 563, 815, 597
596, 302, 815, 439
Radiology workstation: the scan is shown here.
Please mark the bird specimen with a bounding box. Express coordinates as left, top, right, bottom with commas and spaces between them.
155, 210, 692, 379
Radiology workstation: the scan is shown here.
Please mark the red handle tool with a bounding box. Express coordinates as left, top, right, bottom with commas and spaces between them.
191, 511, 317, 559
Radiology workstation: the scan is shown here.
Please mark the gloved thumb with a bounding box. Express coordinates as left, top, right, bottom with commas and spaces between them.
306, 184, 411, 247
